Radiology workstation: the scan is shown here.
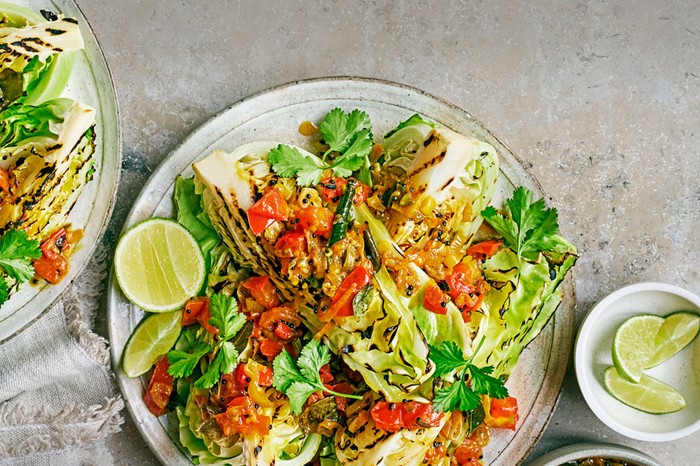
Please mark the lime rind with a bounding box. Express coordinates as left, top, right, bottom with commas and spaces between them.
603, 366, 686, 414
611, 314, 664, 383
122, 310, 182, 378
114, 217, 206, 313
646, 311, 700, 368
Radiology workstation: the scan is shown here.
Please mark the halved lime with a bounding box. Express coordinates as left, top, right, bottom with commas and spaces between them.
123, 311, 182, 378
603, 366, 686, 414
114, 218, 205, 312
612, 314, 664, 383
647, 311, 700, 368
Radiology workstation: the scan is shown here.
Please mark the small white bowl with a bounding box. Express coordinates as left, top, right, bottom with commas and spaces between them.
575, 282, 700, 441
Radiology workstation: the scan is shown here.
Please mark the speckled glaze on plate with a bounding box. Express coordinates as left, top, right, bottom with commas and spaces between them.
108, 77, 575, 465
526, 442, 663, 466
0, 0, 120, 342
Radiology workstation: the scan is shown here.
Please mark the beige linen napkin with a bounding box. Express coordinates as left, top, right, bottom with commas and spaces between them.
0, 248, 123, 465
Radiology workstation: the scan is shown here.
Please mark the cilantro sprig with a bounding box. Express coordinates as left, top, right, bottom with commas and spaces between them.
0, 229, 42, 304
267, 108, 373, 187
167, 293, 246, 389
481, 187, 568, 270
272, 339, 362, 414
429, 339, 508, 413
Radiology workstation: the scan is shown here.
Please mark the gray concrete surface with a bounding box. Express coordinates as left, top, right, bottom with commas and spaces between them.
79, 0, 699, 464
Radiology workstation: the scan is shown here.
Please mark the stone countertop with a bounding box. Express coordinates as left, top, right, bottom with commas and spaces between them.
79, 0, 699, 464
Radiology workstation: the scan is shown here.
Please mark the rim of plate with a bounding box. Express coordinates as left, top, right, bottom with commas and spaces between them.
574, 281, 700, 441
109, 76, 575, 466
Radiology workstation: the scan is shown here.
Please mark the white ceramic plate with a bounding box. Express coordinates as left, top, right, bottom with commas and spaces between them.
0, 0, 120, 342
108, 77, 575, 465
575, 282, 700, 441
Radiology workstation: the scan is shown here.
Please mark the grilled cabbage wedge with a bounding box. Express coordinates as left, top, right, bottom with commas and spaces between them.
379, 116, 499, 262
0, 3, 83, 109
0, 98, 96, 239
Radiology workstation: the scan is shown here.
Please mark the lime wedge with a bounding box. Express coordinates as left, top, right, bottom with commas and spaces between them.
612, 314, 664, 383
123, 311, 182, 378
115, 218, 205, 312
646, 311, 700, 368
603, 366, 686, 414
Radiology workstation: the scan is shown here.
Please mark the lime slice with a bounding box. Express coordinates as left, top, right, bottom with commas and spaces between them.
603, 366, 686, 414
115, 218, 205, 312
123, 311, 182, 378
647, 311, 700, 368
612, 314, 664, 383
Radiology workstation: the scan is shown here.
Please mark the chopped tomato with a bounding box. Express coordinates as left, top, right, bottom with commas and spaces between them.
275, 230, 306, 257
259, 337, 284, 360
454, 445, 482, 465
182, 296, 209, 326
319, 177, 370, 206
485, 396, 519, 430
296, 206, 333, 238
214, 395, 270, 437
370, 401, 443, 433
144, 356, 174, 417
423, 284, 448, 315
256, 365, 274, 387
181, 297, 218, 334
247, 189, 289, 235
40, 228, 66, 260
243, 276, 280, 310
467, 240, 503, 260
328, 382, 354, 413
319, 364, 334, 384
33, 254, 68, 284
0, 167, 9, 193
445, 262, 489, 316
318, 267, 372, 321
273, 321, 295, 340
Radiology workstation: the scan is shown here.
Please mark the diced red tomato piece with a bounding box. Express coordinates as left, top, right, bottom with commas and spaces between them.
445, 263, 489, 316
214, 395, 270, 437
180, 297, 218, 334
319, 364, 334, 384
40, 228, 66, 261
454, 445, 482, 465
485, 396, 519, 431
247, 189, 289, 235
243, 276, 280, 310
423, 284, 448, 315
319, 177, 370, 206
182, 296, 208, 326
467, 240, 503, 260
273, 321, 295, 340
296, 206, 334, 238
318, 267, 372, 321
256, 365, 274, 387
259, 338, 284, 360
370, 401, 443, 433
275, 230, 307, 257
144, 356, 174, 417
33, 253, 68, 284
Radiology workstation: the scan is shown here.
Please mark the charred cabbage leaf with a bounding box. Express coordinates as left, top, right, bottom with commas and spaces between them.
0, 98, 95, 239
0, 5, 83, 109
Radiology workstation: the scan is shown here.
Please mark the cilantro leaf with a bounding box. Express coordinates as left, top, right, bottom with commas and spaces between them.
268, 144, 324, 187
481, 187, 563, 263
319, 108, 371, 154
272, 349, 305, 392
467, 365, 509, 399
330, 129, 372, 178
194, 352, 222, 389
0, 229, 41, 283
286, 381, 319, 415
433, 379, 480, 413
218, 341, 239, 375
429, 342, 467, 378
209, 293, 246, 339
167, 341, 211, 378
429, 340, 508, 413
272, 339, 361, 414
